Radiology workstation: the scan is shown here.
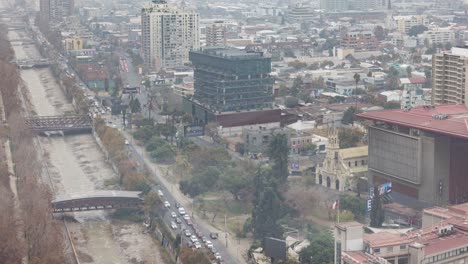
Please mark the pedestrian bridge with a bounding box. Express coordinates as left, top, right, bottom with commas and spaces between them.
26, 115, 93, 134
52, 191, 144, 213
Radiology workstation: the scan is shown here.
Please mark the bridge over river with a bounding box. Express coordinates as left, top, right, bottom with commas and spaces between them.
52, 191, 144, 213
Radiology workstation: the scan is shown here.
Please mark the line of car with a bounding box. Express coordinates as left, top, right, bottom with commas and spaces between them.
159, 189, 224, 263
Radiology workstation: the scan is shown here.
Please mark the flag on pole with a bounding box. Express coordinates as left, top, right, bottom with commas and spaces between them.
332, 200, 339, 210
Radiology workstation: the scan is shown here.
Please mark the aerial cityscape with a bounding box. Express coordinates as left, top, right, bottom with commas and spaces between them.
1, 0, 468, 263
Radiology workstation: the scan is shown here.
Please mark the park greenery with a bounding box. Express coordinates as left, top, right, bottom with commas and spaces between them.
299, 230, 334, 264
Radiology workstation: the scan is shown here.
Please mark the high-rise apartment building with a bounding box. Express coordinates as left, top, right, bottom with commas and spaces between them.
40, 0, 73, 24
432, 47, 468, 106
205, 21, 226, 47
392, 15, 429, 34
141, 0, 200, 71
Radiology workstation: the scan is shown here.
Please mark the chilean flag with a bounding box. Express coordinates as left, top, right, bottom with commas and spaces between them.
332, 200, 339, 210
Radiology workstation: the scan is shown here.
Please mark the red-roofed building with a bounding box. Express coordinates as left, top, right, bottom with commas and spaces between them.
76, 64, 115, 91
357, 104, 468, 205
338, 203, 468, 264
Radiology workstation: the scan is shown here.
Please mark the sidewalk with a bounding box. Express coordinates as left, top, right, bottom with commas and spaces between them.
121, 129, 249, 263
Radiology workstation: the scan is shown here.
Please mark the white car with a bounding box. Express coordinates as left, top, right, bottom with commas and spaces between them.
215, 253, 222, 260
183, 214, 190, 221
178, 207, 186, 215
164, 201, 171, 208
171, 212, 177, 218
205, 240, 213, 249
190, 235, 198, 243
194, 241, 202, 249
170, 221, 178, 230
158, 190, 164, 197
184, 230, 191, 237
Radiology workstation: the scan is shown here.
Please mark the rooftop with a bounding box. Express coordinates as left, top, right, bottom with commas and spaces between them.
339, 146, 368, 160
193, 47, 265, 60
357, 104, 468, 140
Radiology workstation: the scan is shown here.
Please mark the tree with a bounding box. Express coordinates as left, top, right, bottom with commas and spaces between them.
339, 128, 364, 149
370, 186, 385, 227
278, 84, 288, 97
268, 134, 289, 182
300, 143, 317, 155
340, 194, 366, 220
290, 76, 303, 97
383, 101, 401, 109
284, 96, 299, 108
179, 247, 211, 264
406, 66, 412, 78
373, 25, 386, 41
288, 60, 307, 70
150, 144, 175, 163
299, 231, 334, 264
144, 191, 161, 217
307, 62, 320, 70
320, 60, 334, 69
342, 106, 362, 125
129, 97, 142, 113
221, 163, 253, 200
251, 166, 284, 239
338, 210, 355, 222
408, 25, 428, 37
424, 68, 432, 87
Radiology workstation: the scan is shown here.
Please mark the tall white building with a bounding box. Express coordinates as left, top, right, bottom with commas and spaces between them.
141, 0, 200, 71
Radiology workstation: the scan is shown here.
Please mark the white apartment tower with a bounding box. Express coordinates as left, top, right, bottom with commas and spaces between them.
205, 21, 226, 47
141, 0, 200, 71
432, 47, 468, 107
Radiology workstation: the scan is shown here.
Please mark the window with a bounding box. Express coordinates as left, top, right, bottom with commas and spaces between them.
355, 161, 358, 166
374, 248, 380, 253
400, 245, 406, 250
348, 162, 351, 167
361, 160, 365, 166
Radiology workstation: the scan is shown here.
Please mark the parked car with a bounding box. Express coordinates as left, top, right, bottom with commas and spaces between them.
175, 218, 182, 224
194, 241, 202, 249
183, 214, 190, 221
184, 230, 191, 237
201, 236, 207, 243
175, 202, 181, 208
164, 201, 171, 208
210, 232, 219, 239
190, 235, 198, 243
170, 222, 178, 230
157, 190, 164, 197
214, 253, 222, 260
186, 219, 193, 226
171, 212, 177, 218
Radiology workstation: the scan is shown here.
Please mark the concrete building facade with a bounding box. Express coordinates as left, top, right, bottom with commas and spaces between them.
205, 21, 227, 47
432, 47, 468, 107
40, 0, 73, 24
340, 31, 379, 51
358, 105, 468, 205
141, 1, 200, 71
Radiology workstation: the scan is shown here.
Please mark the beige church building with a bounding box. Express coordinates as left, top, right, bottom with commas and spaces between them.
316, 130, 368, 191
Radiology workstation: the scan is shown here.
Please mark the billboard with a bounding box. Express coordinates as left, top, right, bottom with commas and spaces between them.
184, 125, 204, 137
123, 87, 140, 94
369, 182, 392, 198
263, 237, 286, 261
